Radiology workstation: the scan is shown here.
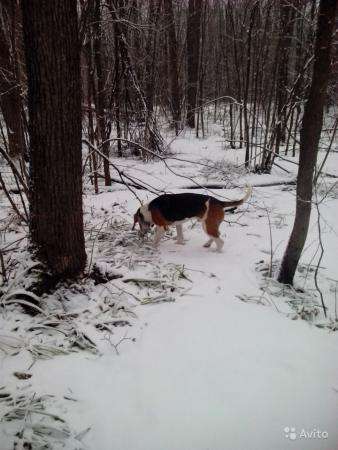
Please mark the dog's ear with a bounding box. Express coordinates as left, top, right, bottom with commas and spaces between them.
132, 209, 139, 230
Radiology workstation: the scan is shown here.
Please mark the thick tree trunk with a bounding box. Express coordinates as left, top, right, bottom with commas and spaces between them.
278, 0, 337, 286
186, 0, 202, 128
21, 0, 86, 277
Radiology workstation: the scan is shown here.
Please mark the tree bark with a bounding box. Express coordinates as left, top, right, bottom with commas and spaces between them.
278, 0, 337, 286
186, 0, 202, 128
21, 0, 86, 277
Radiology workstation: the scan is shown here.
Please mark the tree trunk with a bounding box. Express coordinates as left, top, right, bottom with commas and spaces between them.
164, 0, 181, 134
113, 0, 123, 157
275, 0, 293, 154
144, 0, 161, 114
21, 0, 86, 277
85, 36, 99, 193
93, 0, 111, 185
228, 3, 243, 148
278, 0, 337, 286
186, 0, 202, 128
196, 0, 207, 138
243, 2, 257, 168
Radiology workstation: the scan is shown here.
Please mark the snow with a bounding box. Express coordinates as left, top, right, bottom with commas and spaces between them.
1, 129, 338, 450
31, 300, 338, 450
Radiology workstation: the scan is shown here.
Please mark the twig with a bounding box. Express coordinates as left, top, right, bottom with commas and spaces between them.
0, 247, 7, 282
314, 188, 327, 317
0, 171, 28, 223
0, 145, 29, 195
314, 117, 337, 184
265, 205, 273, 278
87, 219, 108, 274
86, 137, 248, 201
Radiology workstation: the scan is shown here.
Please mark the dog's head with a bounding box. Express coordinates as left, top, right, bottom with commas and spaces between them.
132, 207, 152, 236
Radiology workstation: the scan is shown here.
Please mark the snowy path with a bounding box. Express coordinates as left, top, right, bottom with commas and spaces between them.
31, 184, 338, 450
32, 249, 338, 450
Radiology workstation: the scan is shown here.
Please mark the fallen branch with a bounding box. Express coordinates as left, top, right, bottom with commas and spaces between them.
180, 180, 296, 190
122, 277, 177, 289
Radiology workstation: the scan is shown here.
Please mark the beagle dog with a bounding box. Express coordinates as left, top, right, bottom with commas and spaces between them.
132, 186, 252, 252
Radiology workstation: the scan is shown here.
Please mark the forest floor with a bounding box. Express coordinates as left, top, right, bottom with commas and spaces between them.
1, 126, 338, 450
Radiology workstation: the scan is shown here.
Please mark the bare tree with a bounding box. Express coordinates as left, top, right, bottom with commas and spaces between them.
278, 0, 337, 286
164, 0, 181, 134
275, 0, 294, 151
144, 0, 162, 113
186, 0, 202, 128
21, 0, 86, 277
93, 0, 111, 185
0, 0, 26, 159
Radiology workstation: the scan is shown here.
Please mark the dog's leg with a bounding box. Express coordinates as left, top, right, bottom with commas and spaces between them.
203, 207, 225, 252
214, 237, 224, 252
203, 238, 214, 248
175, 224, 185, 245
202, 221, 214, 248
154, 226, 165, 246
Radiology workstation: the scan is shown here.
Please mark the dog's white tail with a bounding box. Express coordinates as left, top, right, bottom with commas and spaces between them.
220, 185, 252, 208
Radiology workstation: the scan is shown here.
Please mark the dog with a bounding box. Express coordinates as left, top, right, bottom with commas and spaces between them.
132, 186, 252, 252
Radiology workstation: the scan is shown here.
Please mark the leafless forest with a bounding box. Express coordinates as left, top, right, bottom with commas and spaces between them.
0, 2, 337, 447
0, 0, 336, 280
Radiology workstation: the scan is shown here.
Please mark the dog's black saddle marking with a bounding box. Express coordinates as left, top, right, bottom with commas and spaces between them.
148, 193, 218, 222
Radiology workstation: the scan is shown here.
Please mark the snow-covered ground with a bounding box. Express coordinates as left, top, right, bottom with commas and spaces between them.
1, 129, 338, 450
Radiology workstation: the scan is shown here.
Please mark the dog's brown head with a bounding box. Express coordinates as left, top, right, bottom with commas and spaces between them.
132, 207, 152, 236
